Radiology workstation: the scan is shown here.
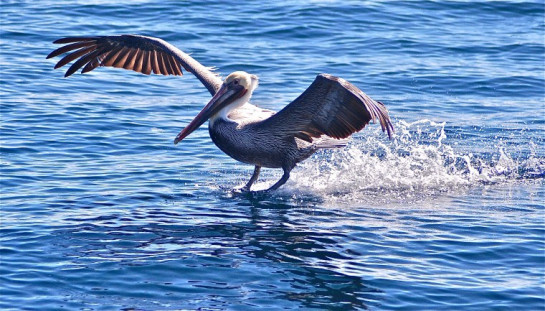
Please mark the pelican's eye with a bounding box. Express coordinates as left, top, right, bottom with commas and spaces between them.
233, 79, 239, 85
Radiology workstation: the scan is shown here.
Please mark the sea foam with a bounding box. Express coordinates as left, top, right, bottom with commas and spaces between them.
286, 120, 544, 202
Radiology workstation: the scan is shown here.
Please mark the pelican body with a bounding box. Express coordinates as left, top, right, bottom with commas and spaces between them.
48, 35, 394, 191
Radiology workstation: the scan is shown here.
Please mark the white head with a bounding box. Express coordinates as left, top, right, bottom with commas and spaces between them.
212, 71, 259, 121
174, 71, 258, 144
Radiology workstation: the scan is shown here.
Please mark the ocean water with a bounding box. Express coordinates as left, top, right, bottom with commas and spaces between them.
1, 1, 544, 310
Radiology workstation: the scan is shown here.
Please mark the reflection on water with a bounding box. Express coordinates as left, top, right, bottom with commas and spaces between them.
243, 198, 379, 310
52, 197, 382, 309
44, 178, 543, 310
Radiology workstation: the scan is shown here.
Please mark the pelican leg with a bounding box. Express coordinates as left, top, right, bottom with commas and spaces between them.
266, 166, 292, 191
242, 166, 261, 191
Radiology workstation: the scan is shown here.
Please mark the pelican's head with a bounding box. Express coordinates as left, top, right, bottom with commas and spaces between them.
174, 71, 258, 144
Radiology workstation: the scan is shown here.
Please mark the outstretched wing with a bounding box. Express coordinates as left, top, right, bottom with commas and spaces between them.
258, 74, 394, 141
47, 34, 222, 95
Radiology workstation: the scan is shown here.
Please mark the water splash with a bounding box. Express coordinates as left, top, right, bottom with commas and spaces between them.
288, 120, 544, 201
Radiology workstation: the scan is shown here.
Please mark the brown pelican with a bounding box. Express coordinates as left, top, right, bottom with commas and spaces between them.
47, 35, 394, 191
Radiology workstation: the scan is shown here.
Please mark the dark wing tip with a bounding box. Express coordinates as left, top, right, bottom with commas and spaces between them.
376, 101, 395, 139
53, 37, 98, 44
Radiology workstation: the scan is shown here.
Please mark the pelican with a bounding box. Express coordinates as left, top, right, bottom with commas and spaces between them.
47, 35, 394, 191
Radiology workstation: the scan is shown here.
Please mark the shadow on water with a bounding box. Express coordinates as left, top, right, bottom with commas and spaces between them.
50, 191, 380, 310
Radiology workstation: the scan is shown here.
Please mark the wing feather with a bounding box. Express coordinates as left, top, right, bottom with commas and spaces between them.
81, 57, 100, 74
157, 51, 166, 74
54, 46, 95, 69
142, 50, 152, 75
112, 48, 131, 68
53, 37, 97, 44
47, 41, 96, 59
161, 53, 173, 75
168, 55, 183, 76
65, 49, 105, 77
47, 34, 222, 95
100, 46, 123, 67
258, 74, 394, 141
150, 50, 160, 74
122, 48, 139, 70
133, 49, 144, 72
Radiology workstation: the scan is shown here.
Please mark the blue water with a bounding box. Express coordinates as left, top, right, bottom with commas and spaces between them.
1, 1, 544, 310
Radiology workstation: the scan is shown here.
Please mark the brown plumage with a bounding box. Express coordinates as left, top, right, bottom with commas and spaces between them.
260, 74, 393, 142
48, 34, 394, 192
47, 35, 220, 94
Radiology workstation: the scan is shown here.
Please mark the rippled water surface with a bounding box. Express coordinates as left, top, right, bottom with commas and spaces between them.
1, 1, 544, 310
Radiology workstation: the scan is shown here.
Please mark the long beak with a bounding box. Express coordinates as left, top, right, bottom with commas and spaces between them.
174, 83, 246, 145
